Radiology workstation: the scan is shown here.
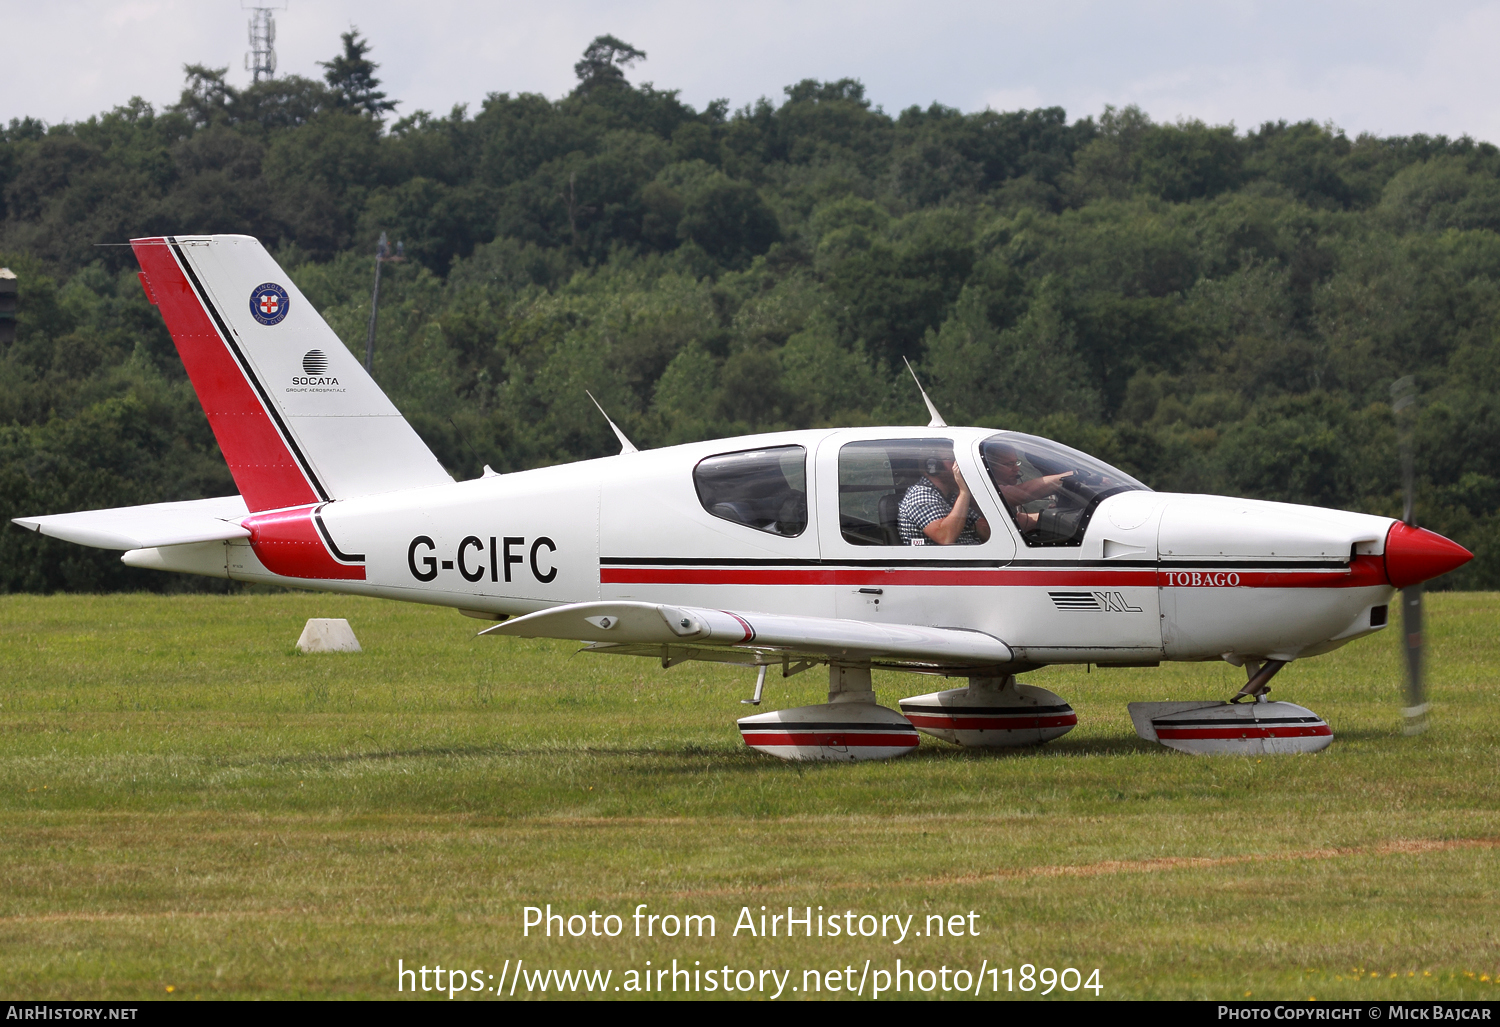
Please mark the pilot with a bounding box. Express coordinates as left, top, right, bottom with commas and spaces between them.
897, 448, 990, 546
984, 443, 1074, 531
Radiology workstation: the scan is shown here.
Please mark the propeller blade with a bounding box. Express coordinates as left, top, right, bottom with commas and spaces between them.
1400, 584, 1428, 735
1391, 376, 1428, 735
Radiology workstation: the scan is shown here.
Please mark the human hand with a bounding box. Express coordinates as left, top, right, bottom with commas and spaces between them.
951, 461, 971, 496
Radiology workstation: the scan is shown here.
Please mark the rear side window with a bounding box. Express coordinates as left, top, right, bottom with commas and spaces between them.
693, 446, 808, 537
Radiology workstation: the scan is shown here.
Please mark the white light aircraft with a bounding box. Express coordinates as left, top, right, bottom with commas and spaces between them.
13, 236, 1474, 760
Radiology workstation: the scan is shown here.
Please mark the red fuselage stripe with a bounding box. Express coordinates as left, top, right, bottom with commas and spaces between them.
604, 567, 1153, 586
602, 556, 1387, 590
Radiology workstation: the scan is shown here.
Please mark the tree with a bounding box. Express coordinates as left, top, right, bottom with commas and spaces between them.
319, 29, 398, 117
172, 64, 236, 127
573, 35, 646, 93
168, 65, 331, 133
677, 174, 781, 269
233, 76, 335, 132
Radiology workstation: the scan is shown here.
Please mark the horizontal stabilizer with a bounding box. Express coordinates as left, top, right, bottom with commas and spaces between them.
12, 496, 249, 550
483, 601, 1014, 670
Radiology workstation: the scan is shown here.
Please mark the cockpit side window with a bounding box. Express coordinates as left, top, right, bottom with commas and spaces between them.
979, 431, 1150, 547
838, 439, 991, 546
693, 446, 808, 537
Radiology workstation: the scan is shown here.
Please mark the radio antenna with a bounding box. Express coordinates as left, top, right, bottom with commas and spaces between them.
903, 357, 947, 428
446, 417, 492, 478
586, 391, 639, 454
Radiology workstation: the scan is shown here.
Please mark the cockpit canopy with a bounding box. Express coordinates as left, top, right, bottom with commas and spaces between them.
980, 431, 1148, 546
689, 431, 1148, 549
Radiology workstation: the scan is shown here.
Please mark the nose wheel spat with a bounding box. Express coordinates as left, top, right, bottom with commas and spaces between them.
1128, 700, 1332, 755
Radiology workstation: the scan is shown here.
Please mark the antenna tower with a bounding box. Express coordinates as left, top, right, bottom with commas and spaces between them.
245, 6, 280, 83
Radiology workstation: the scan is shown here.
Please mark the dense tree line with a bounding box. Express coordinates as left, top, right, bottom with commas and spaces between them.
3, 32, 1499, 591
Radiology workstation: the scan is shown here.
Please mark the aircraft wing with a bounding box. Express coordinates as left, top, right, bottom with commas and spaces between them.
481, 601, 1014, 671
12, 496, 250, 550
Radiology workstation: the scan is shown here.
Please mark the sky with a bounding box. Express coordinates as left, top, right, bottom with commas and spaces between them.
6, 1, 1500, 143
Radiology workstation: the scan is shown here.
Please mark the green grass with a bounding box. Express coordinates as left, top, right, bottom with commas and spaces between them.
1, 591, 1497, 1000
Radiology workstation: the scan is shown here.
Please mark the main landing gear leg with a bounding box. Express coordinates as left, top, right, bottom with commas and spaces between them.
828, 663, 876, 704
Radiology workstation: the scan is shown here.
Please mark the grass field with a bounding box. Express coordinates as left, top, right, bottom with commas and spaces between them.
1, 591, 1497, 1001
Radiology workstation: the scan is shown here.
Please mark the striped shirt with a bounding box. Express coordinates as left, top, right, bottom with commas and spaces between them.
897, 480, 985, 545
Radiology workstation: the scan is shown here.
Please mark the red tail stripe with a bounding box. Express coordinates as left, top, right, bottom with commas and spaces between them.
132, 238, 317, 513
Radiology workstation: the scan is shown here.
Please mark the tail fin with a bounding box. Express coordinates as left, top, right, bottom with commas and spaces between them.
132, 234, 452, 511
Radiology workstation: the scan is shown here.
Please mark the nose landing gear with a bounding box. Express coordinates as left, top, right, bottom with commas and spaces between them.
1229, 658, 1287, 703
1130, 657, 1334, 754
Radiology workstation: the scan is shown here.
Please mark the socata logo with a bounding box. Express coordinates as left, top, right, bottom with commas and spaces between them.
292, 348, 339, 387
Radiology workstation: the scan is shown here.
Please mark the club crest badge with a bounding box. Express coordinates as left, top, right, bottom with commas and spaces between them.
250, 282, 290, 326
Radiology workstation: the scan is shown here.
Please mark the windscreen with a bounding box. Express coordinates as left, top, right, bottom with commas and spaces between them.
979, 432, 1149, 547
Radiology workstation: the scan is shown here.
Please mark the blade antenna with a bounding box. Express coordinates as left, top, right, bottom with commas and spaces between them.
903, 357, 947, 428
586, 390, 639, 455
1391, 375, 1427, 735
447, 417, 486, 478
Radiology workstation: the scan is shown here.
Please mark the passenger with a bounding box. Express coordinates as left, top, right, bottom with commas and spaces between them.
897, 450, 990, 546
984, 443, 1074, 531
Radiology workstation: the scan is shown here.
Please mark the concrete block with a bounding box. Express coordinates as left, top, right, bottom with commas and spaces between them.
297, 618, 361, 653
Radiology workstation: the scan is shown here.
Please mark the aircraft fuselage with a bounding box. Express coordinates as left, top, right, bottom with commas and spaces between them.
127, 425, 1398, 669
